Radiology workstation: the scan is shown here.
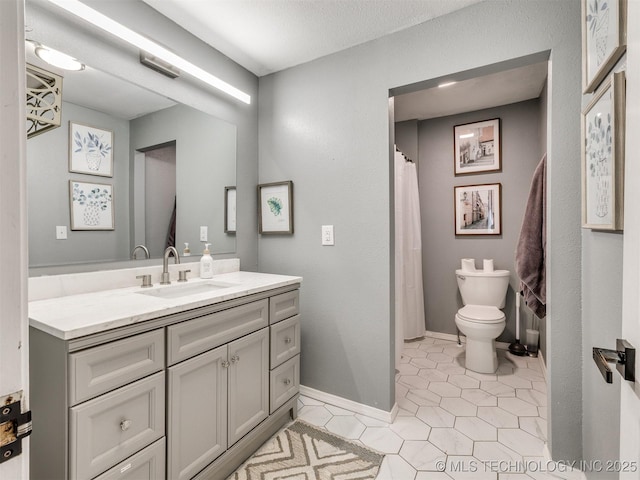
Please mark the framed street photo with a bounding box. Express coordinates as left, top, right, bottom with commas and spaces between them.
454, 183, 501, 235
454, 118, 501, 175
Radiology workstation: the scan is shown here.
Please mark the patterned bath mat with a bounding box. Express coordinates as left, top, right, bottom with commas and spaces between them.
228, 420, 384, 479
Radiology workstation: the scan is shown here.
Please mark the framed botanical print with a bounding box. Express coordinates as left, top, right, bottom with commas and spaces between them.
69, 122, 113, 177
582, 71, 626, 230
582, 0, 627, 93
258, 181, 293, 234
69, 180, 114, 230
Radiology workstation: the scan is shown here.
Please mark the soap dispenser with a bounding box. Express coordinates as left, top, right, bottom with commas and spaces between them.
200, 243, 213, 279
183, 242, 191, 256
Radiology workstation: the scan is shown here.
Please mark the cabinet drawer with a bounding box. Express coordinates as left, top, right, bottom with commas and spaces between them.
270, 315, 300, 368
167, 299, 268, 365
70, 372, 165, 480
69, 330, 164, 405
92, 438, 165, 480
269, 290, 299, 324
270, 355, 300, 414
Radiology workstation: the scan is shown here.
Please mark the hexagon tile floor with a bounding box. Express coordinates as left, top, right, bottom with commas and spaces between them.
296, 336, 584, 480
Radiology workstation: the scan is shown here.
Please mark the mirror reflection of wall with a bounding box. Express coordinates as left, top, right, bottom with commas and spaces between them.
26, 84, 237, 268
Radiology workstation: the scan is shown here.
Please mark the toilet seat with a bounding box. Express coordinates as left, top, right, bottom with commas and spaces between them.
457, 305, 505, 323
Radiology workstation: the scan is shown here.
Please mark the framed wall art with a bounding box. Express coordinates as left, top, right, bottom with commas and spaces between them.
225, 186, 236, 233
258, 181, 293, 234
69, 180, 114, 230
582, 71, 626, 231
454, 118, 501, 175
454, 183, 502, 235
582, 0, 627, 93
69, 121, 113, 177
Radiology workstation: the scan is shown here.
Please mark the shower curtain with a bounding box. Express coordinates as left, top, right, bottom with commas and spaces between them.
394, 149, 426, 365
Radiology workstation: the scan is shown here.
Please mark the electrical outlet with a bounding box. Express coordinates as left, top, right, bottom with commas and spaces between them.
322, 225, 334, 246
56, 226, 67, 240
200, 226, 208, 242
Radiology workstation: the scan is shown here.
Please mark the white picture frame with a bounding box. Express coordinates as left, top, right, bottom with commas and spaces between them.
582, 0, 627, 93
69, 180, 114, 230
581, 71, 626, 230
69, 121, 113, 177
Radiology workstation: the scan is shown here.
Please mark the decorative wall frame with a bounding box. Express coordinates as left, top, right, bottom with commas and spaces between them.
582, 0, 627, 94
69, 180, 114, 230
225, 186, 237, 233
258, 181, 293, 234
454, 118, 501, 175
454, 183, 502, 235
581, 71, 626, 231
69, 121, 113, 177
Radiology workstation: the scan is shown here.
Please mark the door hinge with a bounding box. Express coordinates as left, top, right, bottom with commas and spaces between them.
0, 391, 32, 464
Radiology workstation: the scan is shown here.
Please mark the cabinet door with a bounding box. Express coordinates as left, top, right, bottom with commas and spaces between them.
227, 328, 269, 446
168, 345, 228, 480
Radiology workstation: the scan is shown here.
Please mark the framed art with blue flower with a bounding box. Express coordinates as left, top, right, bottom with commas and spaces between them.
258, 181, 293, 234
582, 0, 627, 94
69, 180, 114, 230
582, 71, 625, 231
69, 121, 113, 177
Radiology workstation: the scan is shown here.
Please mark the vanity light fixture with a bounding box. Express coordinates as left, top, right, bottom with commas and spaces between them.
438, 81, 457, 88
34, 44, 85, 71
45, 0, 251, 104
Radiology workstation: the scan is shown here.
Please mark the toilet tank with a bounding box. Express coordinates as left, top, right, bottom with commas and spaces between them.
455, 269, 510, 308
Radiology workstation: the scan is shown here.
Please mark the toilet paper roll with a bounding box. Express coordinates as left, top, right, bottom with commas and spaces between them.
483, 259, 494, 272
461, 258, 476, 272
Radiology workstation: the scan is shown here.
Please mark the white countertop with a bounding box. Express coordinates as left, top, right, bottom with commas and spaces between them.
29, 271, 302, 340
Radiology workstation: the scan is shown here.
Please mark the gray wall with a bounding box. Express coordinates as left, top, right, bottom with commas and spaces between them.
258, 0, 583, 461
130, 104, 236, 257
26, 0, 259, 273
417, 100, 543, 344
27, 102, 131, 266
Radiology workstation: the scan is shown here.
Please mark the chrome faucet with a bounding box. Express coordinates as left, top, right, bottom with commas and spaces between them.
161, 246, 180, 285
131, 244, 150, 260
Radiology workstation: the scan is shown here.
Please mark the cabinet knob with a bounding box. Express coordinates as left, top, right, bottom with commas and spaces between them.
231, 355, 240, 363
283, 378, 291, 386
120, 419, 132, 431
221, 360, 230, 368
284, 337, 292, 344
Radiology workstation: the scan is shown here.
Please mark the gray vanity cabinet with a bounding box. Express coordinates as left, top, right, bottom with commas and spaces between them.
30, 284, 300, 480
168, 328, 269, 480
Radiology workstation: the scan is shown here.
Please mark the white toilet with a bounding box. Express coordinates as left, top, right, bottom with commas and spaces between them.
455, 259, 510, 374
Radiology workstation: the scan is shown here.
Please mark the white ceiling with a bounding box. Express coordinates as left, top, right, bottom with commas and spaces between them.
29, 0, 547, 121
141, 0, 485, 77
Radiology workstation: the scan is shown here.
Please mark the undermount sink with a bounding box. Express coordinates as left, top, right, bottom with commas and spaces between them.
137, 280, 239, 299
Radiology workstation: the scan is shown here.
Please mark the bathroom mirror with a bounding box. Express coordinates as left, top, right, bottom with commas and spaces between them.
25, 8, 237, 271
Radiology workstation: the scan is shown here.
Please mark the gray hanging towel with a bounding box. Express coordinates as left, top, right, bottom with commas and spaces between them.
515, 154, 546, 318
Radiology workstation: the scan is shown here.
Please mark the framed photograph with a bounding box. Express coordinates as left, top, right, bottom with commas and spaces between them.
454, 183, 501, 235
582, 71, 626, 230
454, 118, 501, 175
69, 180, 114, 230
582, 0, 627, 94
224, 186, 236, 233
258, 181, 293, 234
69, 121, 113, 177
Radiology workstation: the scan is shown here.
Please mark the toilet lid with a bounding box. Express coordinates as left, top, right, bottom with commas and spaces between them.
458, 305, 505, 323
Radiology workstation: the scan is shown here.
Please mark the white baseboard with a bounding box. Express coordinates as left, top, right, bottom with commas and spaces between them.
299, 385, 398, 424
